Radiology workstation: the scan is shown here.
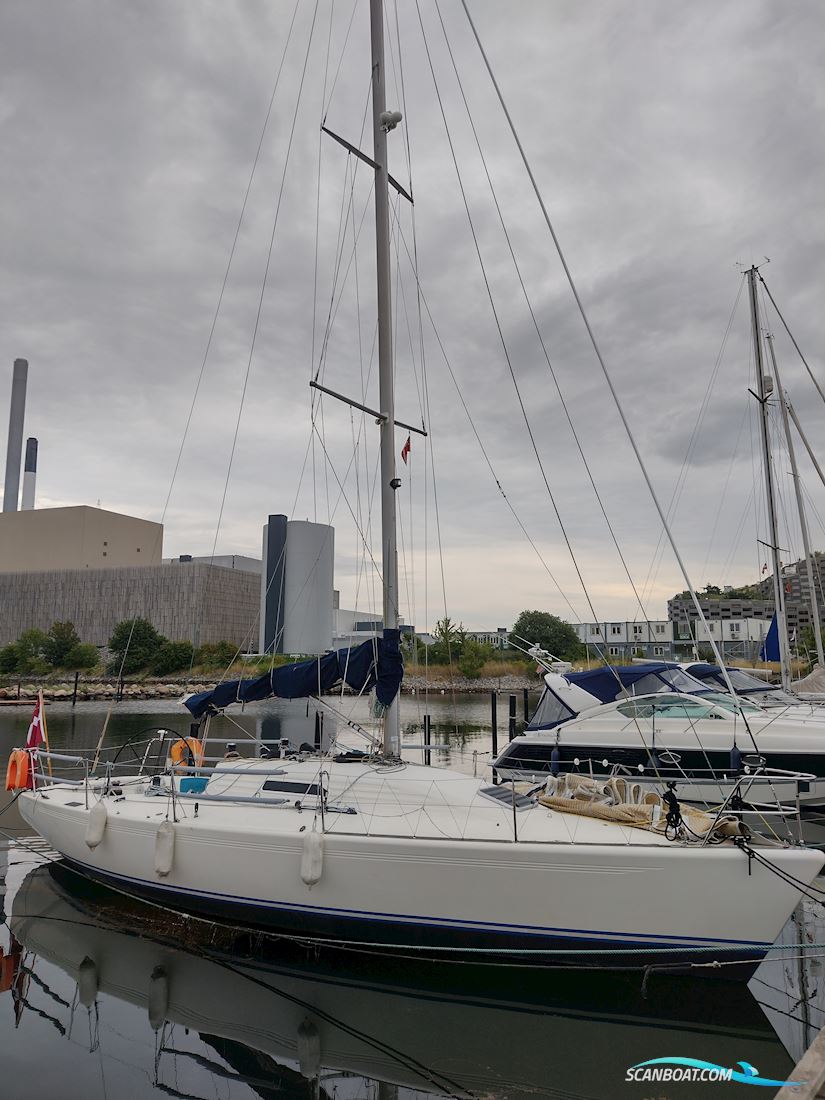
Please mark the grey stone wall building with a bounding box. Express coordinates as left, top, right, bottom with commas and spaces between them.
667, 594, 775, 629
668, 551, 825, 644
0, 562, 260, 648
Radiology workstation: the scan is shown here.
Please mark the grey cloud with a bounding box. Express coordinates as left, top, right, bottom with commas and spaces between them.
1, 0, 823, 630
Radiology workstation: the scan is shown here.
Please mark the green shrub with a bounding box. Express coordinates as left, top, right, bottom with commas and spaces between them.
0, 643, 20, 674
65, 643, 100, 671
195, 641, 238, 668
43, 621, 82, 666
108, 618, 166, 675
458, 638, 491, 679
150, 640, 194, 676
16, 629, 49, 674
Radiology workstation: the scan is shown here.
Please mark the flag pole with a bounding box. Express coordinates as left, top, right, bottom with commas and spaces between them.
39, 689, 52, 778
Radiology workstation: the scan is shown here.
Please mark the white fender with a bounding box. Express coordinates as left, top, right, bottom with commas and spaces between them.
77, 956, 99, 1007
297, 1017, 321, 1079
154, 821, 175, 877
148, 965, 169, 1031
300, 830, 323, 886
84, 801, 108, 849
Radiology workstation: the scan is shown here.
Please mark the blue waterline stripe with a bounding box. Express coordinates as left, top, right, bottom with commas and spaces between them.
69, 857, 769, 950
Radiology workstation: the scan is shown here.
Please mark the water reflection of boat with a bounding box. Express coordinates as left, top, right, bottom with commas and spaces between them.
8, 863, 800, 1099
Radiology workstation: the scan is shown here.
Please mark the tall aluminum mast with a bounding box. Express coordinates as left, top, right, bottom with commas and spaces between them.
748, 266, 792, 691
370, 0, 401, 755
766, 332, 825, 667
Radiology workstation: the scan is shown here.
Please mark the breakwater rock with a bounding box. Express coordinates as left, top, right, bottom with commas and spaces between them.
0, 672, 540, 704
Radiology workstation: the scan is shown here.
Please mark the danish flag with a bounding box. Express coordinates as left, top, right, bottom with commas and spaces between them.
26, 696, 45, 749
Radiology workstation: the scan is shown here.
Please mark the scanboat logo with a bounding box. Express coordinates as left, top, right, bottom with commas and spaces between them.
625, 1057, 804, 1088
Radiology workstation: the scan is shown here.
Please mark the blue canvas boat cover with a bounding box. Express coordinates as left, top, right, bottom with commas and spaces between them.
183, 630, 403, 719
679, 662, 773, 695
564, 663, 674, 703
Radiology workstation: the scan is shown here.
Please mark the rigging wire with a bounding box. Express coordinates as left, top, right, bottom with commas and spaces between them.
113, 1, 302, 686
759, 273, 825, 411
432, 0, 657, 636
457, 0, 749, 704
159, 0, 302, 533
700, 401, 750, 583
414, 0, 612, 649
640, 278, 746, 606
390, 211, 589, 626
194, 0, 323, 668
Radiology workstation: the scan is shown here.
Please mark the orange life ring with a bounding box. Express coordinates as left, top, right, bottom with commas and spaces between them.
169, 737, 204, 770
4, 750, 31, 791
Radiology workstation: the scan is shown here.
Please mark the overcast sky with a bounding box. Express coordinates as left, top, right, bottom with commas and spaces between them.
1, 0, 824, 632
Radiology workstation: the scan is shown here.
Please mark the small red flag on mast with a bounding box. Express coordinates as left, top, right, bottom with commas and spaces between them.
401, 436, 411, 465
26, 696, 44, 749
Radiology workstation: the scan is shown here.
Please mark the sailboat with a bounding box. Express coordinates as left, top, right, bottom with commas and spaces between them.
10, 0, 825, 974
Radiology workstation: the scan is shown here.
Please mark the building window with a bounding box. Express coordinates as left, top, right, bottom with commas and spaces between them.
589, 625, 599, 635
608, 646, 621, 656
610, 625, 622, 636
655, 624, 666, 634
633, 625, 643, 636
653, 646, 665, 656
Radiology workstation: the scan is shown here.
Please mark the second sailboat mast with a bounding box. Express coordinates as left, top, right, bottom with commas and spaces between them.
748, 266, 792, 691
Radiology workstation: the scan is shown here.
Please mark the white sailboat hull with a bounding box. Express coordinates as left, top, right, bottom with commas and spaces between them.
17, 758, 824, 972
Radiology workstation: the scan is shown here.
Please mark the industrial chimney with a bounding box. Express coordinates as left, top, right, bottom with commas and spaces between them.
3, 358, 28, 513
21, 437, 37, 510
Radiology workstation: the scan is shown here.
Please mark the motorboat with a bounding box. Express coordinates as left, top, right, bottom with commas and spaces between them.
495, 664, 825, 810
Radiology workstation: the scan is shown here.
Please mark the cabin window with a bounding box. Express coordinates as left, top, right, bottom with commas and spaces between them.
528, 689, 575, 729
262, 780, 321, 797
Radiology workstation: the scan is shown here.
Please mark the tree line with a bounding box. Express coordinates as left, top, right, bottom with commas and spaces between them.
407, 610, 582, 679
0, 617, 238, 678
0, 609, 583, 680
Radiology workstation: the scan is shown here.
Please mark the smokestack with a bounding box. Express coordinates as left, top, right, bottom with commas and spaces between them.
3, 358, 28, 513
21, 437, 37, 510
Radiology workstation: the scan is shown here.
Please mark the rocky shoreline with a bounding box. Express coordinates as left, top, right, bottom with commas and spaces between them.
0, 672, 540, 704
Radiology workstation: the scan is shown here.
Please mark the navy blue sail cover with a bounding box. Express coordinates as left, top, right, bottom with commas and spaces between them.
184, 631, 403, 719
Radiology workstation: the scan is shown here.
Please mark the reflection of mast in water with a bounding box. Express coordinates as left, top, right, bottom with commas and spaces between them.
0, 839, 7, 923
0, 844, 28, 1029
257, 710, 335, 754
